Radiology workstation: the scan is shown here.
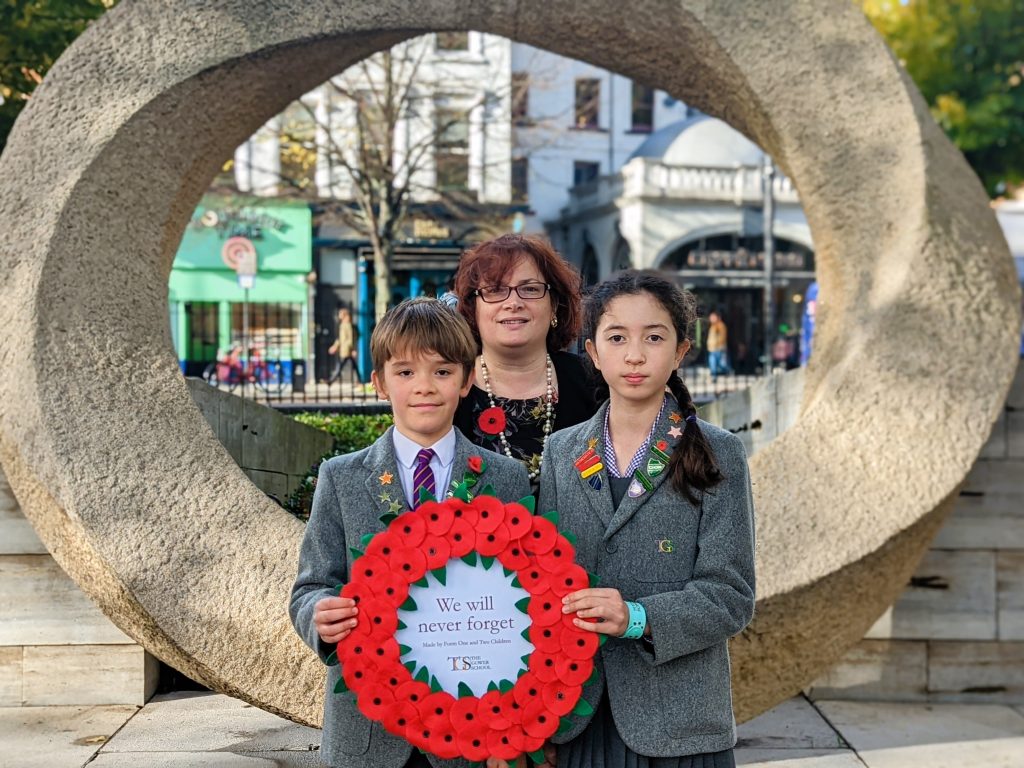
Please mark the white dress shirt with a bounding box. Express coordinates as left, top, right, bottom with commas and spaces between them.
392, 427, 457, 507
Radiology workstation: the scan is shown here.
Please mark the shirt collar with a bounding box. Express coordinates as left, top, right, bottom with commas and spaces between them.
392, 426, 457, 470
602, 396, 667, 478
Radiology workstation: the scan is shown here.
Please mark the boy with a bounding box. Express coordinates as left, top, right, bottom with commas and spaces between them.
290, 298, 531, 768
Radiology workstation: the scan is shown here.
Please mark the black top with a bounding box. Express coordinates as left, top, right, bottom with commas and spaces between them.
453, 351, 599, 479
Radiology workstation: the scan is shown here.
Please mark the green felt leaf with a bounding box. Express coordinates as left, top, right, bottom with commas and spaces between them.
461, 552, 477, 567
572, 699, 594, 717
487, 680, 499, 693
431, 566, 447, 586
360, 533, 375, 548
458, 681, 473, 698
555, 717, 573, 735
400, 595, 418, 611
517, 667, 527, 679
415, 666, 430, 684
333, 676, 348, 694
334, 583, 345, 594
541, 510, 560, 525
398, 644, 412, 656
520, 627, 532, 642
479, 483, 497, 497
397, 619, 407, 630
588, 571, 601, 587
510, 576, 522, 588
515, 597, 530, 613
412, 576, 429, 588
499, 679, 514, 693
562, 530, 578, 546
521, 654, 531, 667
379, 512, 398, 526
502, 566, 514, 577
586, 667, 599, 685
417, 486, 437, 505
430, 675, 442, 693
325, 650, 338, 667
404, 661, 417, 674
480, 555, 495, 570
598, 633, 608, 646
348, 547, 364, 560
517, 495, 536, 514
528, 749, 546, 764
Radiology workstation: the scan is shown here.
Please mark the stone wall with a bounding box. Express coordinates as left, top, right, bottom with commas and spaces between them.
0, 384, 332, 706
703, 362, 1024, 704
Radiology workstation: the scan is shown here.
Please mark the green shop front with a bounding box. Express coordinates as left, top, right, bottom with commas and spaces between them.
169, 197, 313, 384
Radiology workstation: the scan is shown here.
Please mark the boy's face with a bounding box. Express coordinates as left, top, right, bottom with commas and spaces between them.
371, 350, 473, 447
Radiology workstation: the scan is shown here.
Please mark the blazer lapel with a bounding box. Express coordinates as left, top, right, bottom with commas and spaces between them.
362, 427, 408, 521
603, 398, 684, 541
571, 403, 615, 530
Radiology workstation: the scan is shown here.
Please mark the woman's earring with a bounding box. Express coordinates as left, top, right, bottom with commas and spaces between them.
550, 316, 558, 328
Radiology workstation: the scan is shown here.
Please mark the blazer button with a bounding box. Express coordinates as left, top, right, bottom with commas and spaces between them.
605, 541, 618, 553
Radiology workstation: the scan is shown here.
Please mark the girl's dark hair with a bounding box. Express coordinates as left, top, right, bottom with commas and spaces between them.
454, 234, 582, 352
584, 270, 722, 504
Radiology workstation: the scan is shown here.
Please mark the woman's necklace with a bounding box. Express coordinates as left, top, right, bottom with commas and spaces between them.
479, 353, 555, 480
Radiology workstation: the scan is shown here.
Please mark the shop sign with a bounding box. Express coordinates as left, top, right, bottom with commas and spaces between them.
685, 248, 810, 271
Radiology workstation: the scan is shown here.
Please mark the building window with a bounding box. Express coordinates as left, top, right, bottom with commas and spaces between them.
435, 103, 470, 192
631, 83, 654, 132
279, 101, 317, 191
573, 161, 600, 186
512, 157, 529, 202
512, 72, 530, 126
574, 78, 600, 129
436, 32, 469, 51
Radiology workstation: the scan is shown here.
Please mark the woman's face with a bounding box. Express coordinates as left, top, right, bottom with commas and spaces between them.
474, 256, 555, 357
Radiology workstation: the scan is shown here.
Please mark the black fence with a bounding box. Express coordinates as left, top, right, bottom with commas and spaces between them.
182, 302, 767, 412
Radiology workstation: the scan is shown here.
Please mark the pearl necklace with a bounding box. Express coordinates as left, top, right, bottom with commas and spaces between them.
479, 354, 555, 480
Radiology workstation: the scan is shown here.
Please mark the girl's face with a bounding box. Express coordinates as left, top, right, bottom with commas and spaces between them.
585, 292, 689, 407
474, 256, 555, 356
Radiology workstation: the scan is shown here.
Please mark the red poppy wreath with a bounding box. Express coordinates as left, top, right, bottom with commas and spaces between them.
330, 481, 599, 764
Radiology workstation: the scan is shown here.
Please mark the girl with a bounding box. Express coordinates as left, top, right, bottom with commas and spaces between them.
535, 271, 756, 768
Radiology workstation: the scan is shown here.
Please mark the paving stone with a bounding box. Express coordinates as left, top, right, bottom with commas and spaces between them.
737, 696, 845, 749
816, 700, 1024, 768
0, 646, 22, 705
928, 641, 1024, 703
0, 555, 133, 645
932, 461, 1024, 549
22, 644, 156, 706
99, 692, 321, 753
883, 550, 996, 640
735, 749, 862, 767
808, 640, 927, 701
0, 704, 138, 768
89, 751, 325, 767
997, 551, 1024, 640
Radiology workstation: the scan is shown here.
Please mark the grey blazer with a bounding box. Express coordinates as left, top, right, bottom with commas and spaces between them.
290, 427, 531, 768
538, 400, 755, 757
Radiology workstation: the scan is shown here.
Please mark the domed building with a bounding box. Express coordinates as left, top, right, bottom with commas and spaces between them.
546, 114, 816, 374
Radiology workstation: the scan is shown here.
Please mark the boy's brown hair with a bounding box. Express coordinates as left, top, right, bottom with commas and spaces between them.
370, 297, 477, 378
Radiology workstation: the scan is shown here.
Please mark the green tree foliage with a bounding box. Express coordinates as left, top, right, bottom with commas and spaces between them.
0, 0, 116, 153
861, 0, 1024, 195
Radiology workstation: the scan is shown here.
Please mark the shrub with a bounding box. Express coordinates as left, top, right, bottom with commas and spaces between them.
285, 412, 394, 520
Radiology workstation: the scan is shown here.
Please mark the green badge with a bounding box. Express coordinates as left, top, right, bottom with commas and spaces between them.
647, 457, 666, 477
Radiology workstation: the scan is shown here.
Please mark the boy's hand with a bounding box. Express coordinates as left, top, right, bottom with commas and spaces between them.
486, 741, 556, 768
314, 596, 358, 644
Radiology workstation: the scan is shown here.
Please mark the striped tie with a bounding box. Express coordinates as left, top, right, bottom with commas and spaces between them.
413, 448, 436, 507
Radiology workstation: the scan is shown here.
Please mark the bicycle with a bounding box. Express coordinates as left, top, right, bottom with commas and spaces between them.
202, 347, 286, 396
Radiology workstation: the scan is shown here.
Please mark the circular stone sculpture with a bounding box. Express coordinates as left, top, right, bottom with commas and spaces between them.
0, 0, 1018, 726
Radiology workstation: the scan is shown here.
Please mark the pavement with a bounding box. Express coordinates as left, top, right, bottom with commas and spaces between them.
3, 692, 1024, 768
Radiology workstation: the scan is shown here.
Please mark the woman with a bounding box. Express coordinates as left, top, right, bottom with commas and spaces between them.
454, 234, 597, 486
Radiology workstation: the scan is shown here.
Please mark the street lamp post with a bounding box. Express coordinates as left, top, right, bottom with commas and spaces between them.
762, 154, 776, 373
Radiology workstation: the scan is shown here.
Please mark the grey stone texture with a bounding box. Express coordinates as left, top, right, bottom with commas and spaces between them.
0, 0, 1018, 728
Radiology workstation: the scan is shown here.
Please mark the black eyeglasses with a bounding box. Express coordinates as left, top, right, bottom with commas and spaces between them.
475, 282, 551, 303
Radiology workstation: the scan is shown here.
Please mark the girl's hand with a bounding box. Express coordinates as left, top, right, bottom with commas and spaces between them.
314, 596, 358, 644
562, 588, 629, 636
486, 742, 556, 768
